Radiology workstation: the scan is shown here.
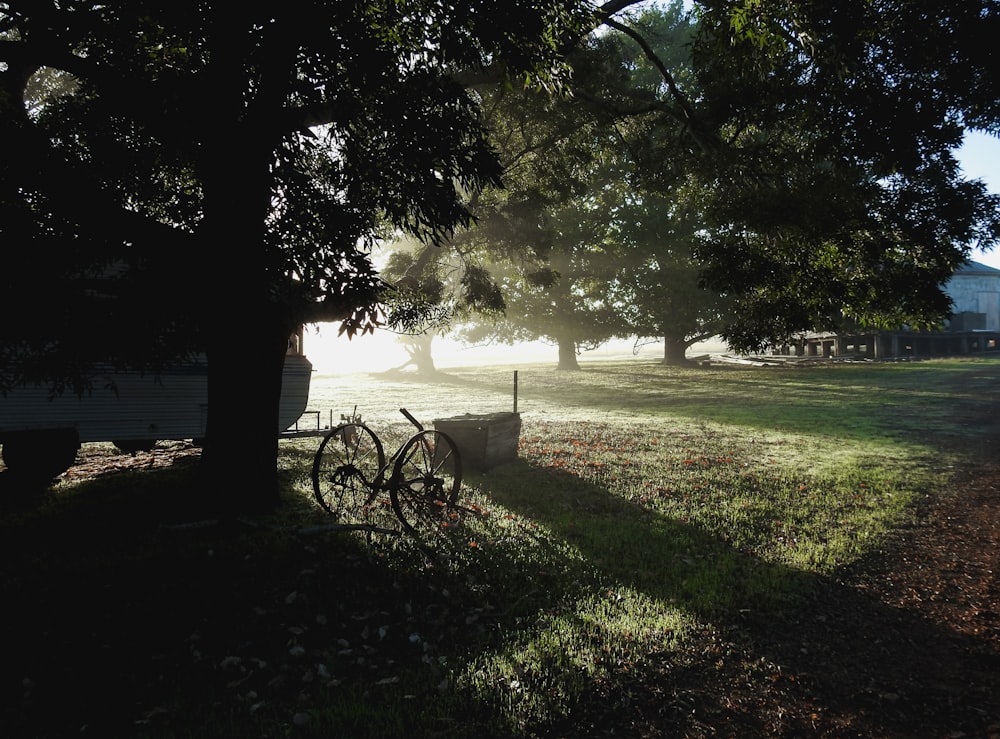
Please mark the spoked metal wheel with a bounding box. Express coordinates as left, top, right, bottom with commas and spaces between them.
312, 423, 387, 522
388, 429, 464, 543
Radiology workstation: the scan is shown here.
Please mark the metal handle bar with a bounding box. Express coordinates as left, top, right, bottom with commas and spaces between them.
399, 407, 423, 431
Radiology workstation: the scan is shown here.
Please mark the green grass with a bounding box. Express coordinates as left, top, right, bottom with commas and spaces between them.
2, 356, 998, 737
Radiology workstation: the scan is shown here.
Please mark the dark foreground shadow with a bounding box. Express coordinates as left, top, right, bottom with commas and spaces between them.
2, 453, 997, 738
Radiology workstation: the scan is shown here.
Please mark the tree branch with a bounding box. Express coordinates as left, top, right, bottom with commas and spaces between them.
595, 0, 651, 19
600, 16, 715, 153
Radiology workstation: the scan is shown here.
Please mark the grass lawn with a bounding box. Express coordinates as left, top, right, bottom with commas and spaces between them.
1, 357, 998, 737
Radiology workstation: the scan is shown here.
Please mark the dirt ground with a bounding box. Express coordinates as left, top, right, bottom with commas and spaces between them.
790, 407, 1000, 738
728, 463, 999, 737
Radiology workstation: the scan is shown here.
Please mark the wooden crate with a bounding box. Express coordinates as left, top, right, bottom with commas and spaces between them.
433, 412, 521, 471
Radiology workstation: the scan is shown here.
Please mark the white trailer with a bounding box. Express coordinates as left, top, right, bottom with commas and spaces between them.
0, 337, 312, 479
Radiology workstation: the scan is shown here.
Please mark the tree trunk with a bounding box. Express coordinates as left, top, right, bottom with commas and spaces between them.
197, 159, 283, 513
198, 113, 281, 509
203, 314, 285, 513
407, 334, 437, 375
662, 336, 692, 366
557, 337, 580, 370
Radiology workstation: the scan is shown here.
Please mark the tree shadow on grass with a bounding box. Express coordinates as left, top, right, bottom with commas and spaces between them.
473, 459, 1000, 738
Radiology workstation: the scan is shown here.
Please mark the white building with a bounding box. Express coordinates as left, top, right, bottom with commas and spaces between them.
794, 259, 1000, 359
944, 260, 1000, 331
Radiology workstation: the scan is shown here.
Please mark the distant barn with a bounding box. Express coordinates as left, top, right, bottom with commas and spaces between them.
791, 260, 1000, 359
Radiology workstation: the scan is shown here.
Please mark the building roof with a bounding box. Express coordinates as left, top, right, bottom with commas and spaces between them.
956, 259, 1000, 276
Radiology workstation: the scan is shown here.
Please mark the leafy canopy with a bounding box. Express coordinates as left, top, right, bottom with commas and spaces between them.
0, 0, 596, 389
685, 0, 1000, 349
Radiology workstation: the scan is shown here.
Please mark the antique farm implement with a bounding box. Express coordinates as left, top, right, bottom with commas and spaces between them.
310, 408, 465, 542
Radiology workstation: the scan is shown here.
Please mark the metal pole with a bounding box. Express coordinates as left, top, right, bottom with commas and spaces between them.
513, 370, 518, 414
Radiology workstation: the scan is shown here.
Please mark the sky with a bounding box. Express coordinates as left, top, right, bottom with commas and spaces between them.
958, 130, 1000, 270
307, 131, 1000, 375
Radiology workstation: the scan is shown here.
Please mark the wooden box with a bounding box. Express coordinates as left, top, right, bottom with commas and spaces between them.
433, 412, 521, 471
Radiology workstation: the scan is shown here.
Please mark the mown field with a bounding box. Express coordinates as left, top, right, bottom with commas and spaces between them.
1, 357, 998, 737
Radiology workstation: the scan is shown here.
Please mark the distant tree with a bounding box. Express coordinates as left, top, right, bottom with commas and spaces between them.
459, 234, 624, 371
578, 4, 731, 365
380, 28, 638, 371
452, 108, 630, 371
378, 239, 504, 374
457, 2, 729, 369
605, 195, 731, 365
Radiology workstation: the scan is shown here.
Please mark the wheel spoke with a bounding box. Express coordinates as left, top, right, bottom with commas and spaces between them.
427, 446, 456, 479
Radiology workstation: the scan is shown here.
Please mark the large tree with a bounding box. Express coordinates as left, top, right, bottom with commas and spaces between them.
0, 1, 595, 507
451, 143, 632, 370
434, 3, 722, 369
605, 191, 732, 365
483, 2, 732, 367
408, 0, 1000, 368
437, 10, 675, 371
682, 0, 1000, 349
458, 222, 626, 371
